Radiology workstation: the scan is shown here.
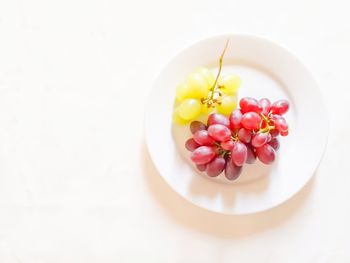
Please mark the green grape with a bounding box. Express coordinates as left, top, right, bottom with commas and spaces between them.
196, 67, 215, 89
172, 107, 188, 125
178, 98, 201, 120
175, 82, 191, 102
220, 75, 241, 95
201, 103, 214, 114
186, 73, 209, 99
217, 95, 237, 115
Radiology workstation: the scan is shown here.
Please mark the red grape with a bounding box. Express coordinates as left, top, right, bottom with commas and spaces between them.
221, 140, 234, 151
246, 144, 256, 164
270, 129, 279, 138
231, 141, 247, 166
274, 116, 288, 132
208, 113, 230, 127
267, 133, 272, 142
193, 130, 215, 146
185, 138, 200, 151
229, 109, 242, 130
190, 121, 207, 134
206, 156, 226, 177
259, 98, 271, 115
271, 99, 289, 115
268, 138, 280, 151
270, 114, 281, 121
225, 157, 242, 180
191, 146, 216, 165
239, 97, 262, 114
241, 112, 262, 130
256, 144, 275, 164
251, 132, 269, 148
237, 128, 252, 143
280, 130, 289, 136
208, 124, 232, 142
196, 164, 207, 171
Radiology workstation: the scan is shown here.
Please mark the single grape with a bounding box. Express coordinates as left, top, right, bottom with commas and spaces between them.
229, 109, 242, 130
190, 146, 216, 165
271, 99, 289, 115
259, 98, 271, 115
185, 138, 200, 151
270, 114, 281, 122
175, 82, 191, 101
219, 75, 241, 95
190, 121, 207, 134
208, 124, 232, 142
267, 133, 272, 142
280, 130, 289, 136
241, 112, 262, 130
273, 116, 288, 132
270, 129, 280, 138
207, 113, 230, 127
217, 95, 237, 115
178, 98, 201, 120
237, 128, 252, 143
201, 104, 214, 114
221, 140, 234, 151
193, 130, 215, 146
186, 72, 209, 99
256, 144, 276, 164
239, 97, 262, 114
196, 164, 207, 172
196, 67, 214, 88
251, 132, 269, 148
172, 107, 188, 125
231, 141, 247, 166
246, 144, 256, 164
268, 138, 280, 151
206, 156, 226, 177
225, 157, 243, 180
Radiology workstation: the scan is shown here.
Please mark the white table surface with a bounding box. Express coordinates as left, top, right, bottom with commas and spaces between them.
0, 0, 349, 262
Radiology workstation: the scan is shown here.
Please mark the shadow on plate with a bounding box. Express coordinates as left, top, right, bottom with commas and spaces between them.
188, 165, 271, 209
142, 140, 315, 238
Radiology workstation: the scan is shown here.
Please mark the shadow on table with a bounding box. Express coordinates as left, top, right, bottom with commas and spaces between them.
142, 141, 315, 239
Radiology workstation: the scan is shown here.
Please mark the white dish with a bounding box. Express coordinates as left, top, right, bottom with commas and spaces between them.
145, 34, 328, 214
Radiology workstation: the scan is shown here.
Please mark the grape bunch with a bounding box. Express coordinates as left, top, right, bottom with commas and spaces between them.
173, 40, 241, 124
185, 97, 290, 181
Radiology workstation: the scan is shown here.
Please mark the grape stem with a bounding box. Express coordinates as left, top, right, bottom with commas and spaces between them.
259, 113, 275, 133
202, 39, 230, 107
210, 39, 230, 98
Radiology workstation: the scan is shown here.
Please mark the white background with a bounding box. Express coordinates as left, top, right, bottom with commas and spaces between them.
0, 0, 349, 262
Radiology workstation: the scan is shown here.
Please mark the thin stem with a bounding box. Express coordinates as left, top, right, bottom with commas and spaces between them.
259, 113, 276, 133
259, 113, 270, 132
208, 39, 230, 100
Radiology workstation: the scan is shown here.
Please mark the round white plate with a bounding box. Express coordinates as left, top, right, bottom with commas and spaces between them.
145, 34, 328, 214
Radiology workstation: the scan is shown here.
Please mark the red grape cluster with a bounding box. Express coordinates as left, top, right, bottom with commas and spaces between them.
185, 97, 290, 180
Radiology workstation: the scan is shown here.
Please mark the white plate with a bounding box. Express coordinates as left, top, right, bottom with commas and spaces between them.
145, 34, 328, 214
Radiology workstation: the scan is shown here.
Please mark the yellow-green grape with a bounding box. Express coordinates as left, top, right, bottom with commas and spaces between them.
196, 67, 215, 89
220, 75, 241, 95
172, 107, 188, 125
178, 98, 201, 120
175, 82, 191, 102
217, 95, 238, 115
201, 104, 214, 115
186, 73, 209, 99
